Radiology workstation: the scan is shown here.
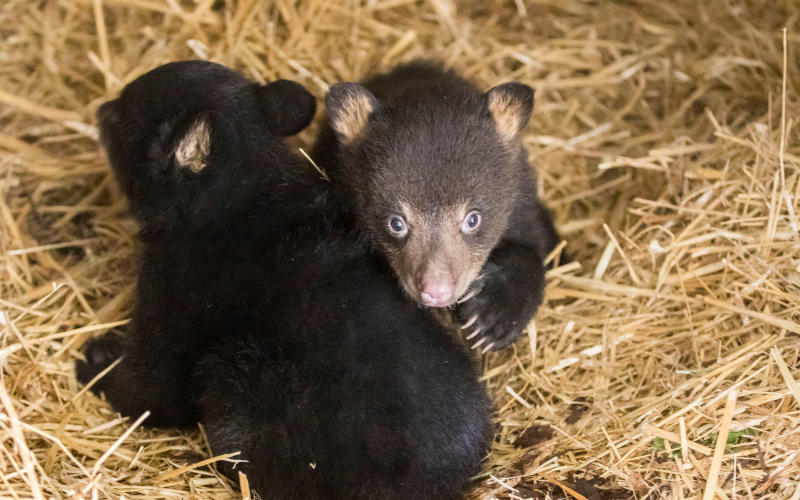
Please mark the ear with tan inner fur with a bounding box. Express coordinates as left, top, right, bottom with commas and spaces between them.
325, 83, 379, 145
174, 119, 211, 173
486, 83, 534, 143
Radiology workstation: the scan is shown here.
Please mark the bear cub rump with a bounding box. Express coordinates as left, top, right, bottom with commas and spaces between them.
78, 60, 492, 499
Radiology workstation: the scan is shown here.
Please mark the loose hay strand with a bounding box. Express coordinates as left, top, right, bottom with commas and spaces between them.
1, 0, 799, 498
772, 347, 800, 408
703, 390, 738, 500
150, 451, 241, 483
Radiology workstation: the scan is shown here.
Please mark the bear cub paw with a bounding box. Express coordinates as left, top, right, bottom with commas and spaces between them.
76, 335, 124, 385
456, 264, 533, 352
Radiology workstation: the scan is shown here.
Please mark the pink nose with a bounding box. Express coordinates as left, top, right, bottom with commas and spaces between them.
420, 281, 453, 307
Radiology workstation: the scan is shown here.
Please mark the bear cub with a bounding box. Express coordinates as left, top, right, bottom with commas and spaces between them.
313, 60, 563, 352
76, 60, 492, 499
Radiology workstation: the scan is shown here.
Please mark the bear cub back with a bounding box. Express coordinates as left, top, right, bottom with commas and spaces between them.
78, 60, 492, 500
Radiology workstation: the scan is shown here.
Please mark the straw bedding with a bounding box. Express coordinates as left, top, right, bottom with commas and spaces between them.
1, 0, 798, 498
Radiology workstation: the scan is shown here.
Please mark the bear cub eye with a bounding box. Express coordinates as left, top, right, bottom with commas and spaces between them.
387, 215, 408, 237
461, 210, 481, 233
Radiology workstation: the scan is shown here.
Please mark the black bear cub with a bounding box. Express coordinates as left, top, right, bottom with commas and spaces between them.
313, 60, 562, 352
77, 61, 492, 499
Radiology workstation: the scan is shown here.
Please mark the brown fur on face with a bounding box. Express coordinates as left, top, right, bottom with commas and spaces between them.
175, 119, 211, 173
319, 62, 534, 310
381, 202, 491, 307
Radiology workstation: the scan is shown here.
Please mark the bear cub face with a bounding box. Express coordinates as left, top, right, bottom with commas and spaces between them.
325, 75, 534, 308
97, 61, 316, 236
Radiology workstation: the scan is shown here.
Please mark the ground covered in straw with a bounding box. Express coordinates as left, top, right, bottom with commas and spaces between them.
1, 0, 799, 498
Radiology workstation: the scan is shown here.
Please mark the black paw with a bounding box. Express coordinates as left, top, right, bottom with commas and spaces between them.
76, 335, 123, 385
456, 263, 542, 353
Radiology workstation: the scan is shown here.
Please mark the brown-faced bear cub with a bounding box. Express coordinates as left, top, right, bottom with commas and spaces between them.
76, 61, 491, 499
312, 60, 563, 352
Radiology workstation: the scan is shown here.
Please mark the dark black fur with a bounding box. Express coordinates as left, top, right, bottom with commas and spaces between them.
313, 60, 562, 351
77, 61, 491, 499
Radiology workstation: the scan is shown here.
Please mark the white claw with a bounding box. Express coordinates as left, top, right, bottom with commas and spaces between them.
457, 288, 480, 304
462, 314, 478, 330
465, 327, 482, 340
481, 342, 495, 354
471, 337, 487, 350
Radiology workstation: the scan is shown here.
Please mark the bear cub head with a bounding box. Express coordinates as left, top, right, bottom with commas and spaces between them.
325, 65, 534, 308
97, 60, 316, 236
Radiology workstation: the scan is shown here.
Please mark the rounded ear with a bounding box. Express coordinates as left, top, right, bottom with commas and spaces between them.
255, 80, 317, 136
325, 82, 379, 145
485, 82, 534, 142
172, 111, 237, 174
174, 115, 212, 173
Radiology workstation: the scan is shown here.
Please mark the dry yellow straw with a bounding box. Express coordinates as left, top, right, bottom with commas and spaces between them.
239, 471, 251, 500
150, 451, 241, 482
1, 0, 798, 498
702, 390, 738, 500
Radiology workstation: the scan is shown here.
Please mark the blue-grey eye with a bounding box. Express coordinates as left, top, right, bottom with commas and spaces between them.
461, 210, 481, 232
387, 215, 408, 237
